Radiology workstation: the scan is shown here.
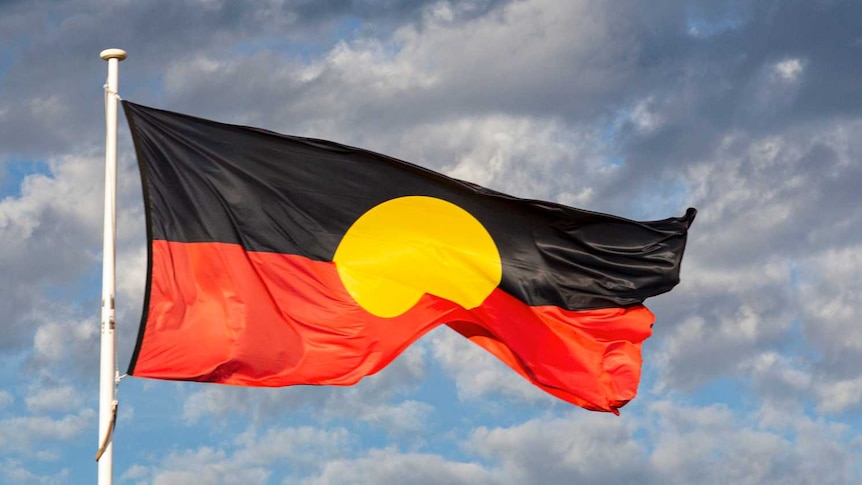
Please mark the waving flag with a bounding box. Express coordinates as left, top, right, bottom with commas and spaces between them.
123, 101, 695, 413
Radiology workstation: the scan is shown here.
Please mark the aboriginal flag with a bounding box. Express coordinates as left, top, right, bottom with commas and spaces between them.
123, 101, 695, 413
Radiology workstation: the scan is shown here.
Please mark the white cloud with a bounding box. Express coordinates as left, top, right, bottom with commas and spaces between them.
126, 425, 351, 485
0, 390, 13, 410
153, 0, 646, 141
467, 413, 645, 484
427, 327, 556, 404
302, 448, 495, 485
232, 426, 350, 469
746, 57, 806, 113
653, 121, 862, 396
798, 245, 862, 354
0, 409, 95, 454
0, 155, 103, 255
0, 154, 104, 351
654, 301, 794, 391
744, 351, 812, 397
684, 132, 808, 260
287, 403, 862, 485
742, 347, 862, 415
25, 384, 82, 414
813, 377, 862, 414
648, 402, 785, 484
773, 58, 804, 83
423, 115, 611, 202
628, 97, 665, 133
0, 459, 69, 485
179, 385, 318, 426
32, 317, 98, 368
342, 399, 433, 436
149, 447, 270, 485
1, 1, 862, 483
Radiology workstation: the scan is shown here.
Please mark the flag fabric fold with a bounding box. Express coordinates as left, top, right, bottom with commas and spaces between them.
123, 101, 695, 413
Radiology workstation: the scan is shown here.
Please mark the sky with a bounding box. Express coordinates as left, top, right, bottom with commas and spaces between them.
1, 0, 861, 483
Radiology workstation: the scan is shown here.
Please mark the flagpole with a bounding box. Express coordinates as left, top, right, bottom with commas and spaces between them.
98, 47, 126, 485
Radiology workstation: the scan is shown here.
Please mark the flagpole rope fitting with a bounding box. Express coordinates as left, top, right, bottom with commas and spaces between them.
103, 84, 122, 100
94, 399, 118, 462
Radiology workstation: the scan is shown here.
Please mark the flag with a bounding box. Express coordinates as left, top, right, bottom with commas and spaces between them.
123, 101, 695, 413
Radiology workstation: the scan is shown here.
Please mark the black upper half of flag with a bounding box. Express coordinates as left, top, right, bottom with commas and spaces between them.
123, 101, 696, 311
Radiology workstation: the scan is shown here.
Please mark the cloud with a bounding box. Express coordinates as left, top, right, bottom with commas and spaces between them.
24, 384, 83, 414
1, 1, 862, 483
426, 327, 556, 404
30, 316, 99, 375
113, 0, 670, 185
792, 249, 862, 410
0, 459, 69, 485
125, 425, 351, 485
0, 0, 517, 159
798, 245, 862, 359
179, 385, 331, 427
303, 449, 494, 485
650, 118, 862, 395
0, 390, 12, 409
0, 154, 104, 351
483, 404, 860, 485
467, 413, 645, 484
0, 408, 95, 455
232, 426, 351, 471
773, 58, 804, 83
138, 447, 271, 485
248, 403, 860, 485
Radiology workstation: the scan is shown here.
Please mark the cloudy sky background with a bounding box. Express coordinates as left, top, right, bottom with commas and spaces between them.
1, 0, 862, 483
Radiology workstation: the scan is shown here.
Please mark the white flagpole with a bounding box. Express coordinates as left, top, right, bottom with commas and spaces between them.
98, 48, 126, 485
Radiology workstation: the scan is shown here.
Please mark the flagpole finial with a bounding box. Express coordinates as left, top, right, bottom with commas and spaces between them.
100, 48, 127, 61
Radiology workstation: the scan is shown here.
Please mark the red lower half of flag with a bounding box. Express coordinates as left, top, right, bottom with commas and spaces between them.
131, 241, 655, 413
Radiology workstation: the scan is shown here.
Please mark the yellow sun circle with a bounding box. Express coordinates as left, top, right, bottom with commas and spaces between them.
333, 196, 502, 318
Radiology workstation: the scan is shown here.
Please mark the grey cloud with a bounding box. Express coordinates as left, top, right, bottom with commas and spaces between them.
0, 155, 104, 353
1, 1, 862, 481
595, 1, 862, 212
293, 0, 516, 29
650, 119, 862, 395
0, 408, 95, 455
1, 0, 512, 160
467, 414, 647, 485
125, 425, 351, 485
215, 404, 860, 484
0, 460, 69, 485
427, 327, 558, 404
43, 0, 862, 418
303, 449, 496, 485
